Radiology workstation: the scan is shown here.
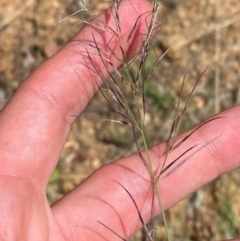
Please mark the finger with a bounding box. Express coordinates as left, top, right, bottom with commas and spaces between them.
52, 105, 240, 241
0, 0, 153, 186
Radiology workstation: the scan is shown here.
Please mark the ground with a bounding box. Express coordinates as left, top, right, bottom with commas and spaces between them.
0, 0, 239, 240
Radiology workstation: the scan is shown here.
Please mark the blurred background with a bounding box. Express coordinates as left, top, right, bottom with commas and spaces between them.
0, 0, 240, 240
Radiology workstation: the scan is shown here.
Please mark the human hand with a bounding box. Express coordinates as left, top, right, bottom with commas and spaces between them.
0, 0, 239, 240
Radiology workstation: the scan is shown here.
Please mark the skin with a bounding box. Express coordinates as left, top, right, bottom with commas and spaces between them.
0, 0, 239, 240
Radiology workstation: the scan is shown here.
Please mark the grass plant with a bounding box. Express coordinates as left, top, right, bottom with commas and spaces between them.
64, 1, 222, 240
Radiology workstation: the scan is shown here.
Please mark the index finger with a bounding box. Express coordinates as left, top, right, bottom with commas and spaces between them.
0, 0, 154, 186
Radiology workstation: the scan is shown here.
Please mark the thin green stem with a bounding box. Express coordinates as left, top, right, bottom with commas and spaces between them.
154, 182, 172, 241
141, 128, 172, 241
141, 129, 154, 177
